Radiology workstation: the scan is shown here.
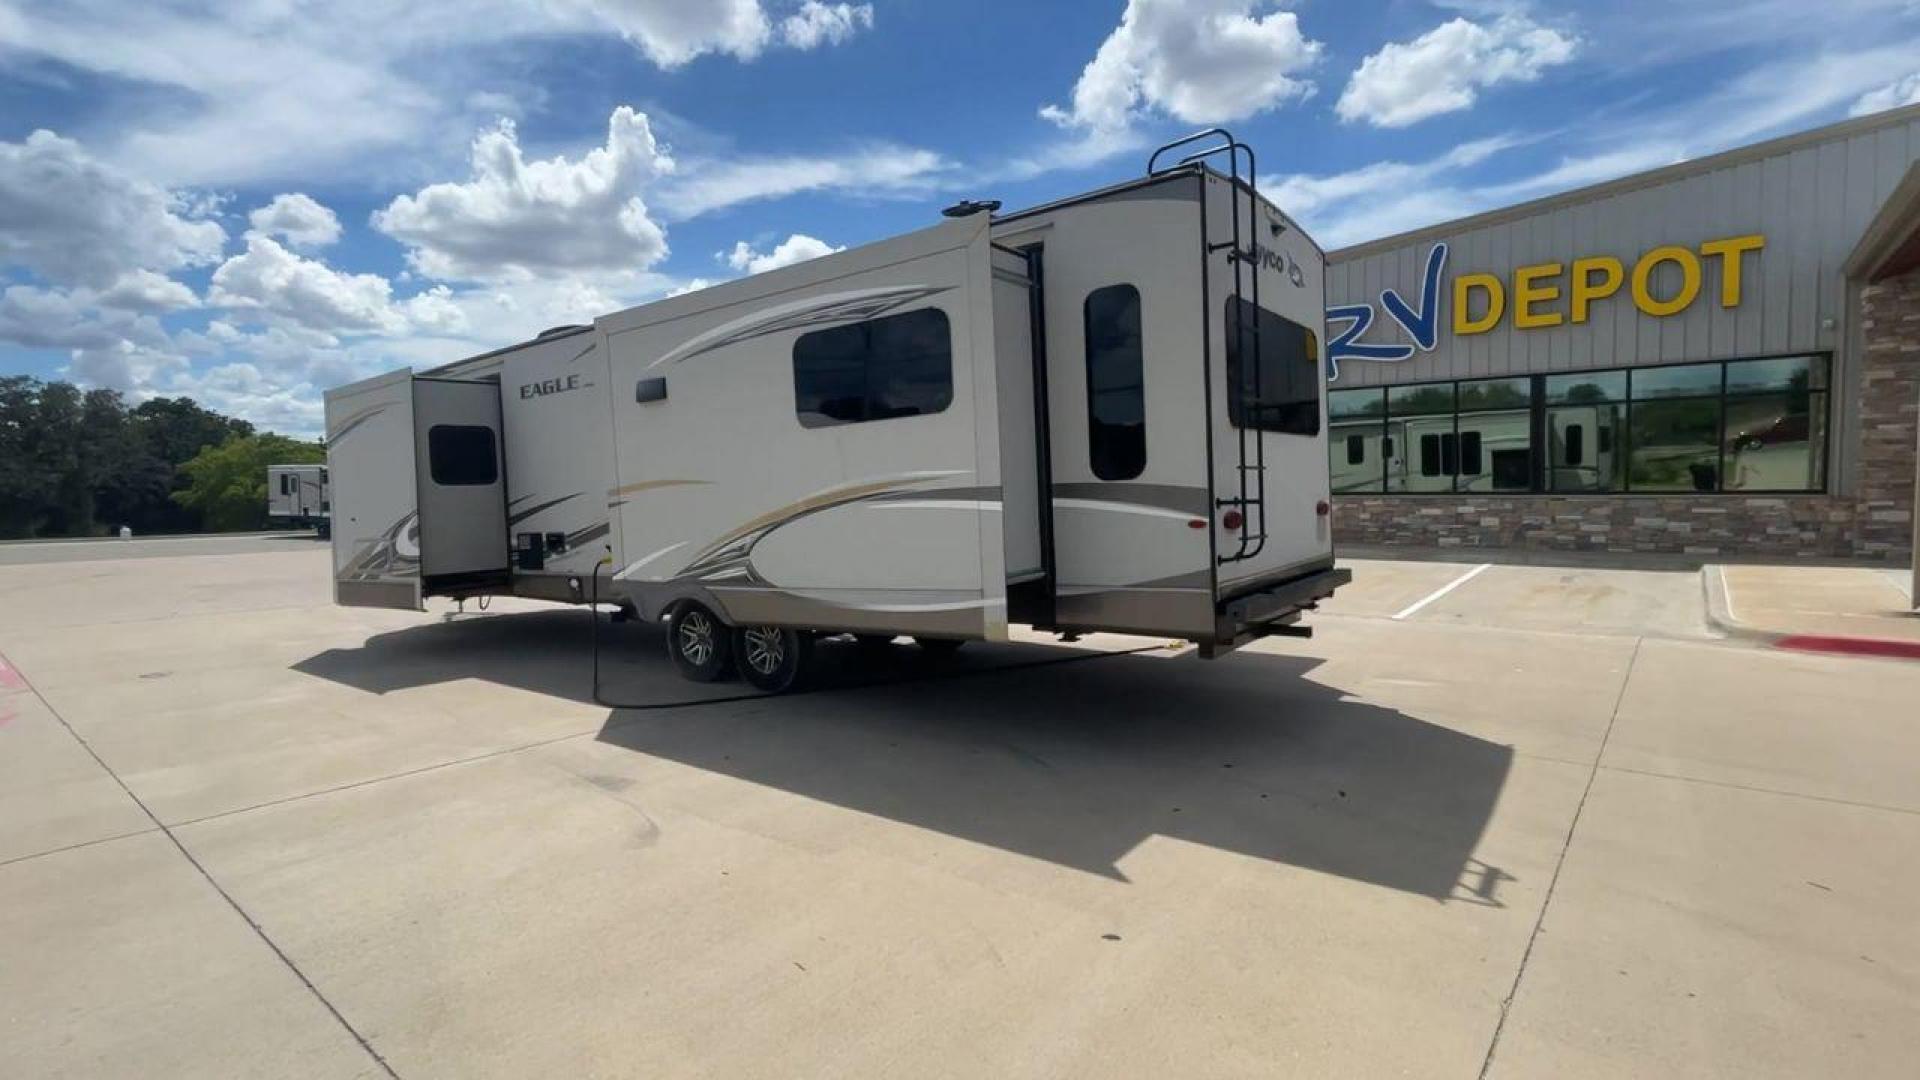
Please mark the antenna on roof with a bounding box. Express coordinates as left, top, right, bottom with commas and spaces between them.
941, 199, 1001, 219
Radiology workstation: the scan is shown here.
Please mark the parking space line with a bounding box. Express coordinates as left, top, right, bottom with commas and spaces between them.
2, 656, 401, 1079
1393, 562, 1492, 621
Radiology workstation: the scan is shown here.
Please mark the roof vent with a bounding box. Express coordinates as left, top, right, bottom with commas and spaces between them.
941, 198, 1001, 219
535, 324, 589, 339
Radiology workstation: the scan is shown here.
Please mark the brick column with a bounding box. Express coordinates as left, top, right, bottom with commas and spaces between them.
1856, 267, 1920, 560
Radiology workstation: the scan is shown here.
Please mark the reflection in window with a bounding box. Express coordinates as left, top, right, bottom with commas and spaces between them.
1330, 420, 1384, 492
1724, 392, 1826, 492
1629, 399, 1722, 492
1549, 404, 1625, 492
793, 307, 953, 428
1457, 408, 1532, 492
1630, 362, 1722, 399
1083, 285, 1146, 481
1339, 355, 1827, 497
1225, 297, 1320, 434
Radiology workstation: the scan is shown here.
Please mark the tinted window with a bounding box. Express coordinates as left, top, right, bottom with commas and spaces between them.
1459, 431, 1483, 476
1329, 387, 1386, 419
1084, 284, 1146, 481
1224, 297, 1319, 434
793, 307, 953, 428
427, 425, 498, 486
1420, 433, 1442, 476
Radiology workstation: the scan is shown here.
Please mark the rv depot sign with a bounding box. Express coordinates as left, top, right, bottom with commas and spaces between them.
1325, 233, 1767, 380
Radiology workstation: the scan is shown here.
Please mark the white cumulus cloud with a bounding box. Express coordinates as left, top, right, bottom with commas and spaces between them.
373, 106, 672, 281
781, 2, 873, 49
210, 232, 409, 335
724, 234, 843, 274
1337, 15, 1577, 128
0, 129, 226, 287
248, 192, 344, 248
1850, 72, 1920, 116
568, 0, 774, 66
1041, 0, 1322, 132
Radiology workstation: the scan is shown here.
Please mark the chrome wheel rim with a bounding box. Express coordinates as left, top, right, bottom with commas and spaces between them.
678, 610, 715, 666
743, 627, 785, 675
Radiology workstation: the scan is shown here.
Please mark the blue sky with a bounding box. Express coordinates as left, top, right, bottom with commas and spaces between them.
3, 0, 1919, 436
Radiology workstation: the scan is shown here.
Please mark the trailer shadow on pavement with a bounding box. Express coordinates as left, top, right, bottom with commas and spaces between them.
295, 608, 1516, 904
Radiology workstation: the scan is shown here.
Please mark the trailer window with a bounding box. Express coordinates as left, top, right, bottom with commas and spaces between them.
793, 307, 953, 428
426, 425, 498, 486
1084, 284, 1146, 481
1224, 297, 1320, 435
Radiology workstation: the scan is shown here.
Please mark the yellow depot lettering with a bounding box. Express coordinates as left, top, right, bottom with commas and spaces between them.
1631, 246, 1700, 317
1699, 234, 1765, 307
1453, 273, 1505, 335
1512, 262, 1564, 328
1570, 256, 1623, 323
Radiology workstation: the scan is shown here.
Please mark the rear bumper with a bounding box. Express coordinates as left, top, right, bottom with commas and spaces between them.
1202, 565, 1351, 659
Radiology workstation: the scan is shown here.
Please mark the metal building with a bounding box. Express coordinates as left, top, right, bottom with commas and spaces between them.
1322, 102, 1920, 568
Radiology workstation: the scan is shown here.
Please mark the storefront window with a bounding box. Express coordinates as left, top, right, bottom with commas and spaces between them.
1339, 354, 1829, 497
1328, 388, 1387, 493
1629, 399, 1722, 491
1629, 362, 1722, 399
1548, 403, 1626, 492
1456, 378, 1534, 493
1545, 370, 1625, 404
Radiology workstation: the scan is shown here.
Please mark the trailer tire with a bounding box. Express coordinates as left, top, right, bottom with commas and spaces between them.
667, 602, 733, 682
913, 636, 965, 659
735, 625, 811, 693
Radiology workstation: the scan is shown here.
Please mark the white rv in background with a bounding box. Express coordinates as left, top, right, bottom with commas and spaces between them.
267, 463, 330, 537
325, 133, 1349, 691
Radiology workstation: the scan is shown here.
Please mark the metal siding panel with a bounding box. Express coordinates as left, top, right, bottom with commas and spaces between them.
1875, 124, 1910, 205
1595, 195, 1622, 368
1761, 153, 1794, 354
1786, 148, 1821, 355
1734, 160, 1767, 355
1489, 222, 1512, 377
1633, 186, 1662, 364
1815, 138, 1850, 350
1677, 171, 1711, 362
1466, 226, 1492, 378
1704, 165, 1736, 360
1568, 201, 1592, 369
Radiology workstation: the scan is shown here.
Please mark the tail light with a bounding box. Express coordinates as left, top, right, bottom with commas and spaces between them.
1316, 500, 1331, 516
1222, 508, 1245, 531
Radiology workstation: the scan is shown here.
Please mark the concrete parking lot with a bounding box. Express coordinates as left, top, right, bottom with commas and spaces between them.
2, 538, 1916, 1078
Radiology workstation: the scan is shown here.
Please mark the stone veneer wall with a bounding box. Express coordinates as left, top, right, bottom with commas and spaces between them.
1332, 266, 1920, 560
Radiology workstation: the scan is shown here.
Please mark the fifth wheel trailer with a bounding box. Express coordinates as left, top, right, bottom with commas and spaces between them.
325, 133, 1350, 690
266, 463, 329, 537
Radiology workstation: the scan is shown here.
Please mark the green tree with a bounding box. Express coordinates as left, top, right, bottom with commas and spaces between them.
0, 376, 57, 537
174, 433, 325, 531
83, 388, 172, 534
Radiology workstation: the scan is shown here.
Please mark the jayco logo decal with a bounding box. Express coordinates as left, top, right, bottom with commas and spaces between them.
1324, 242, 1446, 381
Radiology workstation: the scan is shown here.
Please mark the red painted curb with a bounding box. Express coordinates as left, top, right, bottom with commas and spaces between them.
1775, 635, 1920, 660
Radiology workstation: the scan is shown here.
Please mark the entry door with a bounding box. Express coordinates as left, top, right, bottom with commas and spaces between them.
413, 378, 509, 581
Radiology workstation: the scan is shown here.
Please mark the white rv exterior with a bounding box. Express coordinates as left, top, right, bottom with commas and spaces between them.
325, 141, 1349, 686
266, 463, 329, 535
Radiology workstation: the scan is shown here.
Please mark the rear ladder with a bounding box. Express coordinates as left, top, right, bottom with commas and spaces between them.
1148, 129, 1268, 564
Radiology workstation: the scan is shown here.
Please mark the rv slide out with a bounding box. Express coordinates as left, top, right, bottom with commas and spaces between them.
325, 132, 1349, 690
